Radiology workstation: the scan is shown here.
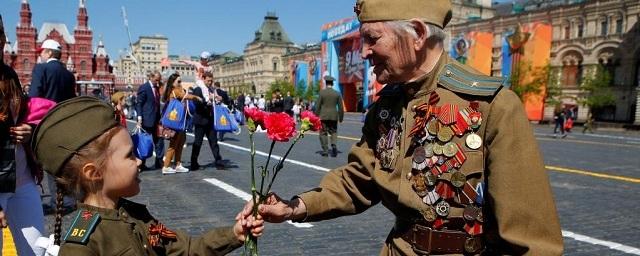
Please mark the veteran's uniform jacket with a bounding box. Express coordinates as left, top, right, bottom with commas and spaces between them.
60, 199, 242, 256
297, 53, 563, 255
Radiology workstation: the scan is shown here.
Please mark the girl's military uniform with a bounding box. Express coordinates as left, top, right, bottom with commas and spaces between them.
60, 199, 242, 255
295, 53, 564, 255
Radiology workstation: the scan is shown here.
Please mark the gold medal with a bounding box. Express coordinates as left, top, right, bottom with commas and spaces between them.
425, 172, 437, 186
411, 173, 428, 197
465, 133, 482, 150
427, 119, 439, 135
433, 143, 444, 155
424, 143, 434, 158
450, 171, 466, 188
437, 125, 454, 142
443, 142, 458, 157
420, 206, 438, 222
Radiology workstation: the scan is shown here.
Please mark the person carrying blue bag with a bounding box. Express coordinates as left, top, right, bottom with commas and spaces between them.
159, 73, 201, 174
189, 71, 226, 170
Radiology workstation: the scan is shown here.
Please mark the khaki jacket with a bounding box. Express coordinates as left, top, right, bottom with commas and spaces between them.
298, 53, 563, 255
59, 199, 242, 255
315, 87, 344, 122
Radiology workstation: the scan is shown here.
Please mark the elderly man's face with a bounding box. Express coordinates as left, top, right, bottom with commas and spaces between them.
361, 22, 418, 84
150, 74, 161, 84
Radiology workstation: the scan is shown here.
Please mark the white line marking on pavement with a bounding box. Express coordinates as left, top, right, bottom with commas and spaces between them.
203, 178, 313, 229
562, 230, 640, 255
218, 142, 331, 172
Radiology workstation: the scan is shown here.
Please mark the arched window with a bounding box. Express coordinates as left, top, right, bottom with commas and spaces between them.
272, 57, 279, 71
561, 51, 583, 87
600, 17, 609, 36
80, 61, 87, 72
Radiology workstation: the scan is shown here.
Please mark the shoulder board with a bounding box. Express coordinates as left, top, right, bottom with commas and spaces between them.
64, 210, 101, 245
438, 63, 505, 97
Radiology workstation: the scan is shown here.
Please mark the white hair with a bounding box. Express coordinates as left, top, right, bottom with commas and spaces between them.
387, 20, 446, 42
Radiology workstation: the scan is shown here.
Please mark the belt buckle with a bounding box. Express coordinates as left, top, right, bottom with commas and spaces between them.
410, 224, 432, 255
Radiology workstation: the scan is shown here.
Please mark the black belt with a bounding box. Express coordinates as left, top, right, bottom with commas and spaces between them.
395, 219, 483, 255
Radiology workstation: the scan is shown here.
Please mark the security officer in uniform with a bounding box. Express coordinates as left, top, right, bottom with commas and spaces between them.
315, 76, 344, 157
256, 0, 564, 254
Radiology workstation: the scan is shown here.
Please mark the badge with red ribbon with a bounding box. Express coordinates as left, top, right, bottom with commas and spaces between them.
149, 222, 178, 247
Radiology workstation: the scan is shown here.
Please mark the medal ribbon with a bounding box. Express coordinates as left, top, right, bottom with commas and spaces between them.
464, 222, 483, 235
149, 222, 178, 247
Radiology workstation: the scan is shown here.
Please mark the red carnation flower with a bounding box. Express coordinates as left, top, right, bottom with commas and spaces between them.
300, 110, 322, 131
263, 112, 296, 142
244, 107, 265, 126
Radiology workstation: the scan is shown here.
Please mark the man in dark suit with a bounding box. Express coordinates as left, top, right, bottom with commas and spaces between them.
190, 72, 225, 170
135, 71, 164, 170
283, 91, 294, 116
315, 76, 344, 157
28, 38, 77, 214
29, 39, 76, 102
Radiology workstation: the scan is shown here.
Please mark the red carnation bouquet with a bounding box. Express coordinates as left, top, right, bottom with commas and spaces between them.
243, 108, 321, 256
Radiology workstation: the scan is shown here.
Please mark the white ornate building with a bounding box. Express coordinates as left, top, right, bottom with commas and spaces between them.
449, 0, 640, 124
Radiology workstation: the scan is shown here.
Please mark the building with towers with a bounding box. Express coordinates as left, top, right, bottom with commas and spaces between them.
2, 0, 115, 97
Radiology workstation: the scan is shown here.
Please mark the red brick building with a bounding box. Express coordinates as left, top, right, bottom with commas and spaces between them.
2, 0, 114, 97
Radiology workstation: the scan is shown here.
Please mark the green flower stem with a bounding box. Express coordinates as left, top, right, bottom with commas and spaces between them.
245, 132, 259, 256
259, 140, 276, 200
265, 133, 303, 195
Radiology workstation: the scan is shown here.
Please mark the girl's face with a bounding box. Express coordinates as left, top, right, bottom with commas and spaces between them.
102, 129, 141, 198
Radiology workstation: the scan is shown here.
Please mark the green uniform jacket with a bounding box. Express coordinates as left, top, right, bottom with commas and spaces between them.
298, 53, 563, 255
59, 199, 242, 256
315, 87, 344, 122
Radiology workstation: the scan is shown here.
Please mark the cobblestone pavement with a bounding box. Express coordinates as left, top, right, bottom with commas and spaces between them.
43, 116, 639, 255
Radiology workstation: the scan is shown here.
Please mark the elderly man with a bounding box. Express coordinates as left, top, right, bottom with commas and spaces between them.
256, 0, 563, 255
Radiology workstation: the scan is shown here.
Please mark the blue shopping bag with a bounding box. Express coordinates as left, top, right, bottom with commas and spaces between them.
234, 110, 245, 125
161, 98, 187, 131
213, 105, 240, 133
131, 127, 153, 160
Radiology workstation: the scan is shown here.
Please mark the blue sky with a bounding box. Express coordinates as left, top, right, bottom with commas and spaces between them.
1, 0, 355, 58
2, 1, 513, 59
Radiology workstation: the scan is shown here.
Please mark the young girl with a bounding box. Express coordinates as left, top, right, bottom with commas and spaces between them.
291, 99, 301, 123
161, 73, 200, 174
31, 96, 262, 255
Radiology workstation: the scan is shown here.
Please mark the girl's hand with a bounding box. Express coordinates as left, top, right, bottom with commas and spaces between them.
233, 201, 264, 241
10, 123, 32, 144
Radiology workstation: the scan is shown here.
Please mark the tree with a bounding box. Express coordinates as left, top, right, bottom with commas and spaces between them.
543, 65, 562, 106
509, 61, 549, 101
304, 80, 320, 102
295, 80, 306, 99
266, 80, 294, 99
579, 65, 615, 117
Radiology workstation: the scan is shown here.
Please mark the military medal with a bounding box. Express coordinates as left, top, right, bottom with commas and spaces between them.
437, 104, 458, 125
411, 173, 428, 197
379, 109, 390, 120
464, 237, 482, 253
412, 147, 427, 164
420, 206, 438, 222
476, 209, 484, 223
437, 125, 454, 142
425, 172, 437, 187
461, 181, 479, 203
450, 171, 466, 188
463, 205, 479, 221
469, 112, 482, 130
435, 200, 450, 217
427, 119, 439, 135
432, 143, 444, 155
466, 133, 482, 150
443, 142, 458, 157
423, 189, 440, 205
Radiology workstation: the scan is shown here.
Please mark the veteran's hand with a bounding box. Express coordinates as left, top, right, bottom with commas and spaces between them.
258, 193, 307, 223
234, 201, 265, 241
10, 123, 32, 144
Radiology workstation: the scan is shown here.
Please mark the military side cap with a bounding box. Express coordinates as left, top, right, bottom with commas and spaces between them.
324, 75, 335, 82
32, 96, 119, 177
354, 0, 453, 28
